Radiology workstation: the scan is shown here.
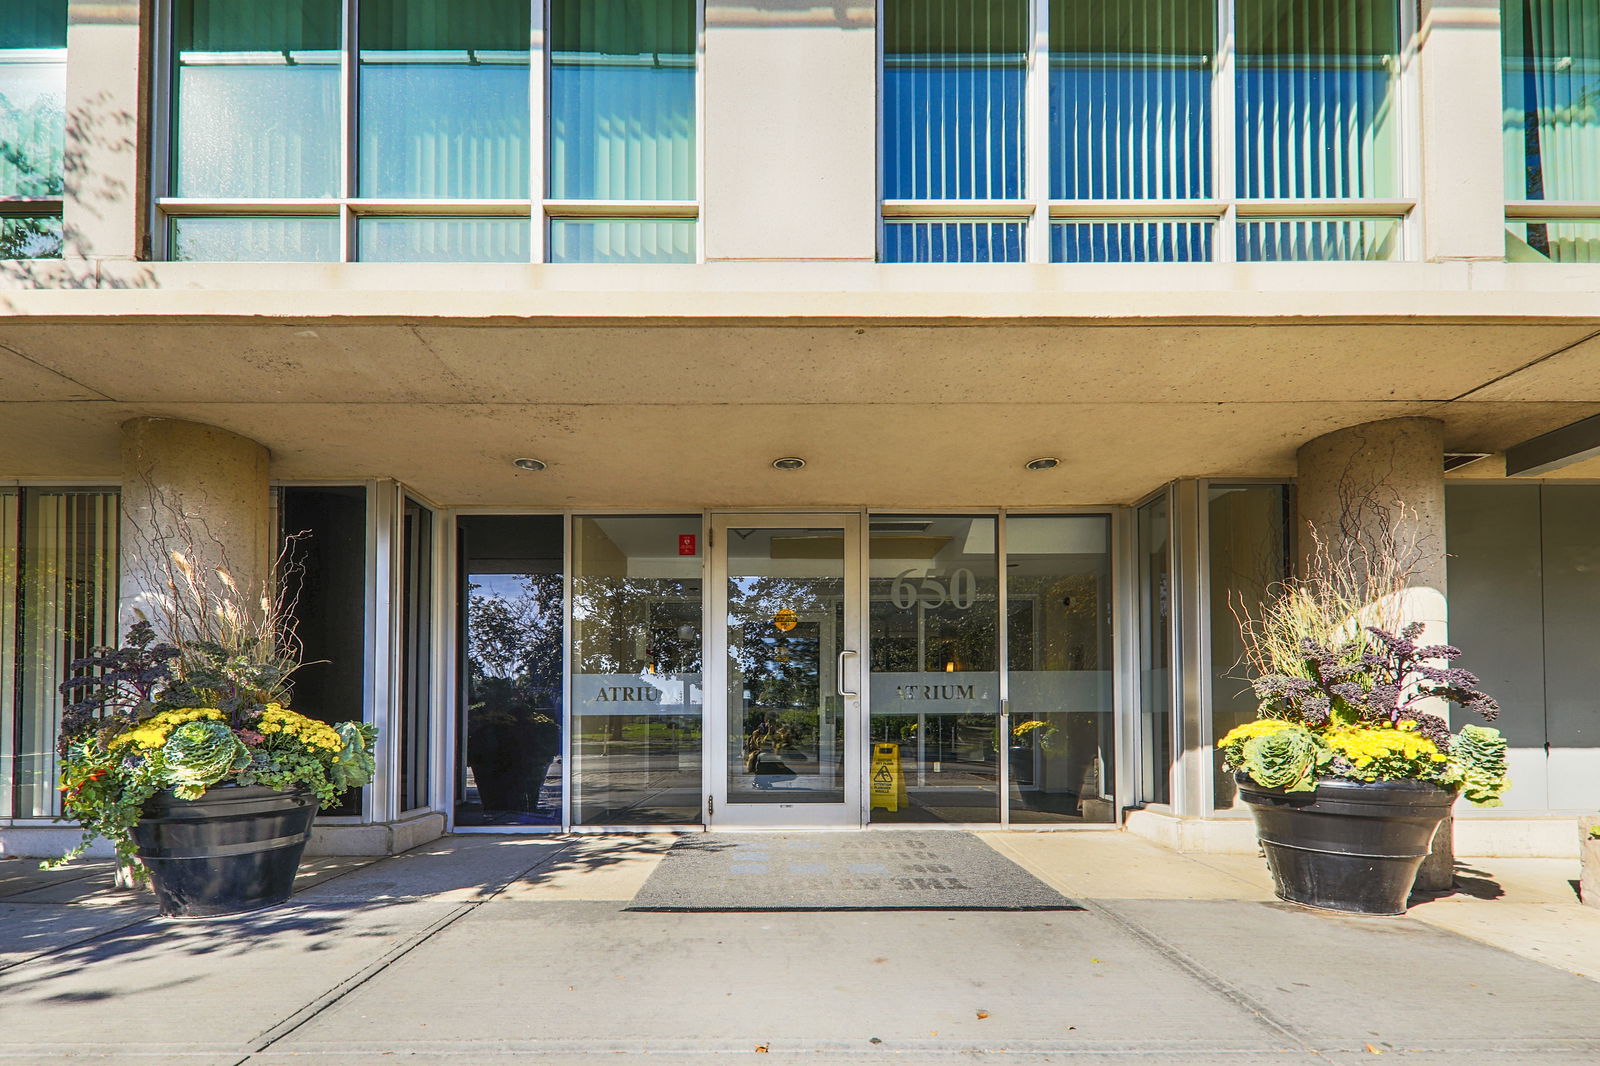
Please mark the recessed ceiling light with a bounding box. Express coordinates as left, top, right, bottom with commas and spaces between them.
512, 457, 547, 471
1026, 457, 1060, 471
772, 457, 806, 470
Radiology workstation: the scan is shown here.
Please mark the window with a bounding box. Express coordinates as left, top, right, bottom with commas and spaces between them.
1, 489, 120, 819
0, 0, 67, 259
881, 0, 1410, 262
160, 0, 698, 262
1504, 0, 1600, 261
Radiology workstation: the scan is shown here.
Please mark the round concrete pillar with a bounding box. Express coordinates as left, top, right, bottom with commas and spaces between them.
1296, 416, 1454, 891
120, 418, 273, 630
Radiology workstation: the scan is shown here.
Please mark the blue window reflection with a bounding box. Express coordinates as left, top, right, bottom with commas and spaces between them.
883, 0, 1027, 201
883, 221, 1025, 263
1052, 221, 1212, 262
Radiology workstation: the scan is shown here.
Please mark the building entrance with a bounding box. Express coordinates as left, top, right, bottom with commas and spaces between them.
707, 514, 865, 828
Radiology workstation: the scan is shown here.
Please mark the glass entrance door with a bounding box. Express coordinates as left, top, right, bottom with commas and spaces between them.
708, 515, 864, 827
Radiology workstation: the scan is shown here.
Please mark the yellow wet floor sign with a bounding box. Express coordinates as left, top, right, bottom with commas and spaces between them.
870, 743, 907, 812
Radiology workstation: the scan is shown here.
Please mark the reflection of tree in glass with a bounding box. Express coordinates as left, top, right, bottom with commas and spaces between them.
464, 575, 562, 813
572, 577, 701, 675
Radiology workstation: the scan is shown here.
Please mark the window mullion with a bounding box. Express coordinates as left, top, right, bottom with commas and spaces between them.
1026, 0, 1051, 263
530, 0, 547, 264
1215, 0, 1237, 262
341, 0, 358, 261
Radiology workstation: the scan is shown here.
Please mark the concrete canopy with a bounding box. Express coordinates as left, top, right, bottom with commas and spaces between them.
2, 318, 1599, 506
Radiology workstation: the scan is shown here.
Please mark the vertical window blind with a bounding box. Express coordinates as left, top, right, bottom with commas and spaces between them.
1503, 0, 1600, 262
1049, 0, 1214, 201
3, 490, 120, 820
883, 0, 1406, 263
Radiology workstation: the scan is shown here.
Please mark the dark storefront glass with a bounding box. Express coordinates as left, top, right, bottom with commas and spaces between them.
400, 498, 433, 813
1138, 495, 1173, 806
571, 516, 702, 825
868, 516, 1001, 823
456, 516, 563, 827
281, 485, 370, 816
1005, 516, 1116, 823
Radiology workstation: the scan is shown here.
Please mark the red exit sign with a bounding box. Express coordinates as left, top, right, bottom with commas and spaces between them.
678, 534, 697, 556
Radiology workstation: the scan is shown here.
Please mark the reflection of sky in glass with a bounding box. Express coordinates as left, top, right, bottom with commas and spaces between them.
176, 63, 340, 198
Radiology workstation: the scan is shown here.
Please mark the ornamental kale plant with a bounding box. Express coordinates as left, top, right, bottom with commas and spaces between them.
1226, 512, 1509, 804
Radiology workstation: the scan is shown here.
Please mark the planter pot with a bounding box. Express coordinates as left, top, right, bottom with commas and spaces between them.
1236, 773, 1456, 916
131, 785, 318, 918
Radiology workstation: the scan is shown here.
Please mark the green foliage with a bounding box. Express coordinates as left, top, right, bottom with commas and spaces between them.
156, 720, 249, 800
331, 721, 378, 793
1452, 725, 1510, 808
1238, 725, 1329, 793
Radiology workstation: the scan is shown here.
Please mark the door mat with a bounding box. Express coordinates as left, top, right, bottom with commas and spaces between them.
625, 832, 1079, 911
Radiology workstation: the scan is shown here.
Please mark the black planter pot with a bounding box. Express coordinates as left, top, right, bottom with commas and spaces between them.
1236, 773, 1456, 916
132, 785, 319, 918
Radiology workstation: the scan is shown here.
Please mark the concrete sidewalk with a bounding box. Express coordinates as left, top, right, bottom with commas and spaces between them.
2, 832, 1599, 1065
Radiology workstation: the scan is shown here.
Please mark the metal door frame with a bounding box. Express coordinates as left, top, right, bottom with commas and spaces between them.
706, 513, 865, 828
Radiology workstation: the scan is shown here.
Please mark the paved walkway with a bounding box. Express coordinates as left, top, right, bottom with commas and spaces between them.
2, 832, 1599, 1065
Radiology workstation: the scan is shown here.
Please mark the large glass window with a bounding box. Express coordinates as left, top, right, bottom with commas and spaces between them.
2, 489, 120, 819
1137, 495, 1173, 806
868, 516, 1001, 822
0, 0, 67, 259
457, 515, 564, 827
882, 0, 1409, 262
163, 0, 698, 262
548, 0, 696, 263
1206, 485, 1289, 811
571, 516, 702, 825
1504, 0, 1600, 261
1006, 516, 1116, 824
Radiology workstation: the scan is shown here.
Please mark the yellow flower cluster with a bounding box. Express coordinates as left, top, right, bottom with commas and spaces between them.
256, 703, 342, 752
109, 708, 226, 750
1325, 725, 1446, 768
1219, 718, 1296, 748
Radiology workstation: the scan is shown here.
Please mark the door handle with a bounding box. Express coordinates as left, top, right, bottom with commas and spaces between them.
837, 649, 859, 698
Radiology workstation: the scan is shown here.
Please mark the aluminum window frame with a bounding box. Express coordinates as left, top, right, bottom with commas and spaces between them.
150, 0, 706, 263
876, 0, 1421, 263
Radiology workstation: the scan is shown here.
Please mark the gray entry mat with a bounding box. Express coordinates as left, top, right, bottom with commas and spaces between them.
626, 832, 1080, 911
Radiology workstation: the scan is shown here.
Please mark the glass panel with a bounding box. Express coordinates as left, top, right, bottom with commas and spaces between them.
1507, 220, 1600, 262
882, 220, 1025, 263
883, 0, 1027, 200
0, 491, 14, 814
400, 499, 433, 813
0, 214, 62, 258
1137, 496, 1172, 806
172, 0, 341, 198
358, 0, 530, 199
1503, 0, 1600, 202
725, 527, 846, 804
549, 0, 696, 201
357, 217, 529, 262
0, 1, 66, 198
549, 219, 695, 263
1236, 218, 1400, 261
1206, 485, 1288, 811
1051, 220, 1212, 262
457, 516, 564, 827
170, 216, 339, 262
280, 486, 369, 816
11, 490, 120, 820
572, 516, 702, 825
869, 516, 1001, 823
1005, 516, 1116, 824
1236, 0, 1400, 199
1049, 0, 1214, 200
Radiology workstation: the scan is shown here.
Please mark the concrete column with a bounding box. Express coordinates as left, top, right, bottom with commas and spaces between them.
119, 418, 273, 631
1296, 417, 1454, 891
703, 3, 876, 260
1418, 0, 1506, 262
62, 0, 145, 262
